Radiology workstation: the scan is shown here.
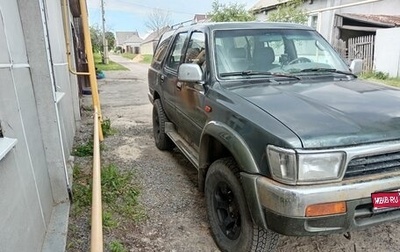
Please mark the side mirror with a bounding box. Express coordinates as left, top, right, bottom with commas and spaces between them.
349, 59, 363, 75
178, 63, 203, 83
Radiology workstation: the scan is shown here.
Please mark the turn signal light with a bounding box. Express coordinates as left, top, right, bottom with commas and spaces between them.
306, 201, 346, 217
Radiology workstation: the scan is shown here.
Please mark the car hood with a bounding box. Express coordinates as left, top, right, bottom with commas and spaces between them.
230, 79, 400, 148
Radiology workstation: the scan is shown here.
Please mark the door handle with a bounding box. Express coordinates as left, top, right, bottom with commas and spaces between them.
176, 82, 182, 90
160, 75, 165, 83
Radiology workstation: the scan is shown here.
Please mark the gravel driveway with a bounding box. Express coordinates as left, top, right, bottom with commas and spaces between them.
67, 54, 400, 252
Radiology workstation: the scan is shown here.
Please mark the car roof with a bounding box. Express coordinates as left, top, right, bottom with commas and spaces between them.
174, 22, 313, 33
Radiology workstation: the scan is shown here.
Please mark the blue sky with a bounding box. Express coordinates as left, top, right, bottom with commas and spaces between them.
87, 0, 258, 38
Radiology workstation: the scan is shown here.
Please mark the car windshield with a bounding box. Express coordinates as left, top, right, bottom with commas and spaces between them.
214, 29, 350, 79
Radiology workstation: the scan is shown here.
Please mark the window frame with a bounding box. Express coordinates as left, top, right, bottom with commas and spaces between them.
164, 32, 188, 71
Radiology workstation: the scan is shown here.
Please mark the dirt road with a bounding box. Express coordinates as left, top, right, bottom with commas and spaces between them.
72, 54, 400, 251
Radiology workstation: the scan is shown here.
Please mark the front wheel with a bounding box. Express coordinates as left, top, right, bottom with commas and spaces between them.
205, 158, 279, 252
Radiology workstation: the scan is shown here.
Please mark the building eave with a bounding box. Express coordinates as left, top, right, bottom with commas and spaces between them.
337, 13, 400, 28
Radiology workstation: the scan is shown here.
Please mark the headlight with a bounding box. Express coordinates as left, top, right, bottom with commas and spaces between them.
267, 145, 345, 185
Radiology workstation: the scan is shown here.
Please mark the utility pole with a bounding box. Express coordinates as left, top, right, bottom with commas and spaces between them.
101, 0, 108, 64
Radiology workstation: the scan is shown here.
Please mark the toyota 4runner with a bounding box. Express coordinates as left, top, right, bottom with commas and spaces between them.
147, 22, 400, 252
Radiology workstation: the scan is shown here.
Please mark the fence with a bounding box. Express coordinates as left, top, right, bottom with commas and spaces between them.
348, 35, 375, 73
333, 35, 375, 73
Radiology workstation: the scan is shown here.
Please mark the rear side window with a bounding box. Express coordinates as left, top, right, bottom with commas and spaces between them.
153, 36, 171, 63
165, 32, 187, 70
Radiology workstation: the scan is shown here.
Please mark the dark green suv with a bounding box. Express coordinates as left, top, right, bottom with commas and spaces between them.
148, 22, 400, 251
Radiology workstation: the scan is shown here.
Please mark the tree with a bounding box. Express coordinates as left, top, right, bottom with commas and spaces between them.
209, 0, 256, 22
267, 0, 308, 24
145, 8, 172, 33
105, 31, 115, 49
90, 25, 116, 52
90, 26, 102, 52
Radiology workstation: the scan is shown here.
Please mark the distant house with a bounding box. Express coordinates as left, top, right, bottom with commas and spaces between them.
115, 31, 142, 53
140, 26, 171, 55
123, 33, 143, 54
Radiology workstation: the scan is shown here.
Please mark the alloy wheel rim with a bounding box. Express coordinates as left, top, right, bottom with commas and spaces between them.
213, 181, 241, 240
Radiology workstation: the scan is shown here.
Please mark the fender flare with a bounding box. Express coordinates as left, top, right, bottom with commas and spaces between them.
199, 121, 259, 174
199, 121, 267, 229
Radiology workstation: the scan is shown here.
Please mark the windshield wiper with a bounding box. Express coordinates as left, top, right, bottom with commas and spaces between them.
220, 70, 272, 77
220, 70, 300, 80
299, 68, 357, 78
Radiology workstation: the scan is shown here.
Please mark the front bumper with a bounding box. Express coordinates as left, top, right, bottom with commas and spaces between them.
254, 174, 400, 236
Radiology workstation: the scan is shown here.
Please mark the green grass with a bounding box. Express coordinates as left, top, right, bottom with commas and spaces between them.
72, 141, 94, 157
360, 71, 400, 88
71, 163, 145, 222
101, 118, 117, 137
94, 52, 128, 71
141, 54, 153, 64
72, 118, 116, 156
82, 105, 93, 112
101, 164, 145, 220
109, 240, 127, 252
121, 53, 137, 60
71, 165, 92, 212
103, 211, 118, 229
367, 78, 400, 88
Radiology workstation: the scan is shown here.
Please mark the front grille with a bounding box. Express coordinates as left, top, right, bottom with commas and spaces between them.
345, 151, 400, 178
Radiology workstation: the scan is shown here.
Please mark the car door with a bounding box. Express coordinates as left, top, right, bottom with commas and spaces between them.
161, 32, 188, 125
175, 31, 208, 148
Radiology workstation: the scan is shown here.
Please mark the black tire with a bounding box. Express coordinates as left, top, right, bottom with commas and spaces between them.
152, 99, 173, 150
205, 158, 279, 252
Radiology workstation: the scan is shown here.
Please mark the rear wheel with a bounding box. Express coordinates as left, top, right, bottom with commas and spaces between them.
152, 99, 173, 150
205, 158, 279, 252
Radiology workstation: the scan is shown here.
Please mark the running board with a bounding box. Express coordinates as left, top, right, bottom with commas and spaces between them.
165, 122, 199, 169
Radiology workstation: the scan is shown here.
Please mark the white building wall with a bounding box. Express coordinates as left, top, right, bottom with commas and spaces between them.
141, 41, 156, 55
0, 0, 80, 250
46, 0, 78, 155
375, 27, 400, 77
124, 42, 142, 53
0, 0, 53, 251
